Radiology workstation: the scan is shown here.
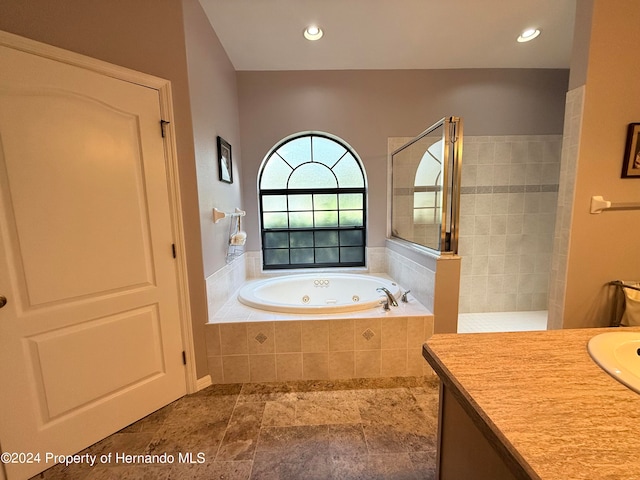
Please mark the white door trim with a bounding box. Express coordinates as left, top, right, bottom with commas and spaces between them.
0, 30, 198, 394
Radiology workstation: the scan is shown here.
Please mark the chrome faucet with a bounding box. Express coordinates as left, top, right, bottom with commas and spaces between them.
376, 287, 398, 307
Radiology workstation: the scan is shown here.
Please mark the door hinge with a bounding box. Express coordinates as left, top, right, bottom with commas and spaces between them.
160, 120, 170, 138
172, 243, 176, 258
182, 351, 187, 365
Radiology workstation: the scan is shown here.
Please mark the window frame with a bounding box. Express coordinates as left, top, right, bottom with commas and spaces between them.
258, 133, 367, 270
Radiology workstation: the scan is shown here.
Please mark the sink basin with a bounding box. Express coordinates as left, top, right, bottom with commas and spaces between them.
588, 331, 640, 393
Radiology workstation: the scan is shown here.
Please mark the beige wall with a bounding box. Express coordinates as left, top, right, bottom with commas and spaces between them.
0, 0, 211, 377
183, 0, 243, 278
561, 0, 640, 328
238, 69, 569, 252
568, 0, 594, 90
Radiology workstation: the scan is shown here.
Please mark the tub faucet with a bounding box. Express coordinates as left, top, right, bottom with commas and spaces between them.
376, 287, 398, 307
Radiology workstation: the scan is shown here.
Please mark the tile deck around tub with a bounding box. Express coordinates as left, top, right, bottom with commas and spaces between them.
206, 290, 435, 384
211, 285, 432, 324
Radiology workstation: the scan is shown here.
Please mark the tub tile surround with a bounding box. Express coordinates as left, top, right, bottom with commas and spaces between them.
206, 248, 389, 323
206, 243, 439, 383
207, 311, 434, 384
385, 247, 436, 312
458, 134, 562, 314
205, 253, 248, 320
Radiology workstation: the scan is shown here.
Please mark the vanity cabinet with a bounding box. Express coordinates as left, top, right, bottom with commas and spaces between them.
422, 327, 640, 480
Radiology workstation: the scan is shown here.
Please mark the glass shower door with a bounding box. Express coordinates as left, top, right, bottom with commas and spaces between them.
390, 116, 462, 253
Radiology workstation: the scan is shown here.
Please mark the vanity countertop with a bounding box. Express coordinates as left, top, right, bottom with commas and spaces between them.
422, 327, 640, 480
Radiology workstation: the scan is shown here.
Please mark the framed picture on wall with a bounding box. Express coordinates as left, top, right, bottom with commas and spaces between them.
621, 123, 640, 178
217, 136, 233, 184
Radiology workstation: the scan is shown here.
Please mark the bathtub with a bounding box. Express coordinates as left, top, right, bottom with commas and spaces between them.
237, 273, 402, 314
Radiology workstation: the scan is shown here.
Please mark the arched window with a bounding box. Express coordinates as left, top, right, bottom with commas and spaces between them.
258, 132, 367, 269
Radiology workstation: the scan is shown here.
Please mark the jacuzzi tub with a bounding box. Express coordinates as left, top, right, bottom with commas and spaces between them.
237, 273, 402, 314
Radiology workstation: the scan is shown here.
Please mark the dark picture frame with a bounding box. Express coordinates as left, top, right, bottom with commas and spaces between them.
217, 136, 233, 184
621, 123, 640, 178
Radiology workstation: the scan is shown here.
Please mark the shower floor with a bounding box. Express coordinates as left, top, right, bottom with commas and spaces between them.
457, 310, 548, 333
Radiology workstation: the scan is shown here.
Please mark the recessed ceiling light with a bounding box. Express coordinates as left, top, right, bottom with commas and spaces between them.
303, 25, 323, 41
517, 28, 541, 43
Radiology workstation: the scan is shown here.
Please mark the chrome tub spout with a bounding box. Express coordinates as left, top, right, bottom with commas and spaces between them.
376, 287, 398, 307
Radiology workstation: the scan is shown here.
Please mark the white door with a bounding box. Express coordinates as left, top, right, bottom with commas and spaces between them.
0, 39, 187, 479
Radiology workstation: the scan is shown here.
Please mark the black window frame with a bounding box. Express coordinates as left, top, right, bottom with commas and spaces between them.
258, 133, 367, 270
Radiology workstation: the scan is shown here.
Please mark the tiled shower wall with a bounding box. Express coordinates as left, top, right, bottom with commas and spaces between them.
458, 135, 562, 313
548, 87, 585, 329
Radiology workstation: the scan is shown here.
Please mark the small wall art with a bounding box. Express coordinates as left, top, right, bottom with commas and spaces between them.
217, 136, 233, 184
621, 123, 640, 178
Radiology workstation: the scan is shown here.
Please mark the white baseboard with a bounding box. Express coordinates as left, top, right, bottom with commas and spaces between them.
196, 374, 212, 391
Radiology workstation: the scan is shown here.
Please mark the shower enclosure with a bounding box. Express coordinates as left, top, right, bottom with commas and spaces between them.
390, 116, 463, 254
389, 117, 561, 331
456, 133, 562, 317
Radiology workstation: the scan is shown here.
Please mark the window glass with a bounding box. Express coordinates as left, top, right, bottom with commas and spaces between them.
260, 156, 292, 189
290, 212, 314, 228
262, 195, 287, 212
288, 163, 337, 189
264, 232, 289, 248
315, 248, 339, 263
291, 248, 314, 264
339, 193, 363, 209
276, 137, 311, 168
340, 247, 364, 263
313, 194, 338, 210
332, 154, 364, 187
315, 231, 339, 247
264, 249, 289, 266
290, 231, 314, 248
339, 230, 363, 246
313, 136, 347, 167
263, 212, 288, 229
314, 211, 338, 227
339, 211, 363, 226
259, 133, 367, 269
288, 195, 312, 211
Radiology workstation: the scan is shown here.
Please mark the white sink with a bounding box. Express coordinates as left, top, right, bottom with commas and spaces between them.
588, 331, 640, 394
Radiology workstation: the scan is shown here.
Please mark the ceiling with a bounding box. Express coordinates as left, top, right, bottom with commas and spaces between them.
198, 0, 576, 71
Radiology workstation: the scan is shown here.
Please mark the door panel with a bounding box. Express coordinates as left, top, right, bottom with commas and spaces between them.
28, 305, 164, 420
1, 90, 153, 305
0, 41, 186, 480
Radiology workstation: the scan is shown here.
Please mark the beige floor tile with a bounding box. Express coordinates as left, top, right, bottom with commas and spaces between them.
30, 377, 439, 480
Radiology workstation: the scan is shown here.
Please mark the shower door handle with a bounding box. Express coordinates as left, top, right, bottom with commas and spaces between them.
0, 295, 7, 308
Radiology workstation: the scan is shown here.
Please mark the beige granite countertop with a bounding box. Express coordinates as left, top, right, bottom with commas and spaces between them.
423, 327, 640, 480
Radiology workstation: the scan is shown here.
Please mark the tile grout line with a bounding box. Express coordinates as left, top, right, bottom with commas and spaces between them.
247, 381, 269, 480
212, 383, 243, 465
